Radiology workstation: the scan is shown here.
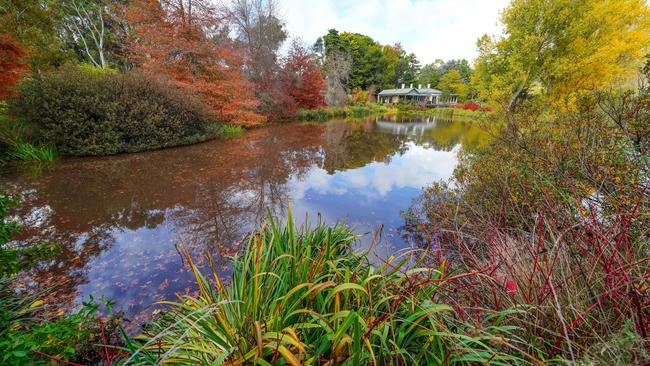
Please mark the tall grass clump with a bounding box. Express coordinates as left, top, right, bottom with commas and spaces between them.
123, 212, 528, 365
0, 114, 55, 162
3, 141, 55, 161
219, 124, 245, 138
406, 193, 650, 364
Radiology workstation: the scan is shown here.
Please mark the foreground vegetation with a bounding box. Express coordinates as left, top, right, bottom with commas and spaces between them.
1, 196, 530, 365
123, 213, 527, 365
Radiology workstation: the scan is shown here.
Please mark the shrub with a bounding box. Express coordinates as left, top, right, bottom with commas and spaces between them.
402, 86, 650, 363
123, 213, 528, 365
10, 66, 218, 156
451, 101, 491, 112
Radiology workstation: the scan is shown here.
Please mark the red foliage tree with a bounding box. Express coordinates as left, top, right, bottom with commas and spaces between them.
282, 40, 325, 111
124, 0, 264, 126
0, 34, 27, 98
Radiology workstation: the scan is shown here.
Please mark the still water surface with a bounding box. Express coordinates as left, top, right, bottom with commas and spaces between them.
0, 115, 487, 324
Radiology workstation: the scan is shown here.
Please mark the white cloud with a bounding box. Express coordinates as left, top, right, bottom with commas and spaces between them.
279, 0, 508, 64
289, 142, 459, 199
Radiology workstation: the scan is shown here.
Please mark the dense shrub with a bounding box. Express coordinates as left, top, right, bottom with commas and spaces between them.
10, 66, 217, 156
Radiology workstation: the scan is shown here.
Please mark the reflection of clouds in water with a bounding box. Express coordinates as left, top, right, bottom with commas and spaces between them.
15, 204, 54, 229
291, 142, 460, 199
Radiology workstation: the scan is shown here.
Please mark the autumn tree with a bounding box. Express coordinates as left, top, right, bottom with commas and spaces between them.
282, 40, 325, 111
226, 0, 286, 80
0, 34, 27, 97
125, 0, 264, 126
0, 0, 74, 70
472, 0, 650, 111
224, 0, 287, 118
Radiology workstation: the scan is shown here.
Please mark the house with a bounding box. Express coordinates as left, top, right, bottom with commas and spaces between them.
377, 84, 457, 105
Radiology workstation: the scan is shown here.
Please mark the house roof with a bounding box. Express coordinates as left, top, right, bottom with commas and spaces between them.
378, 88, 442, 96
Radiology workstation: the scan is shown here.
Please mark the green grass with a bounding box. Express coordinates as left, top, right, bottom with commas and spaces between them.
0, 110, 56, 162
298, 104, 397, 121
219, 124, 245, 138
400, 107, 493, 122
122, 211, 529, 365
3, 141, 56, 162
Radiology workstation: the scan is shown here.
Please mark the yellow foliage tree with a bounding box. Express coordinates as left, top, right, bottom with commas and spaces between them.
472, 0, 650, 111
438, 69, 468, 101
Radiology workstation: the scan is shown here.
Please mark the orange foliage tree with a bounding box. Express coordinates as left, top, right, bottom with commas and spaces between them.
124, 0, 264, 126
282, 40, 325, 111
0, 34, 27, 98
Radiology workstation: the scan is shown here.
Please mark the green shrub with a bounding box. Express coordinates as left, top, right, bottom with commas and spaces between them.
10, 66, 218, 156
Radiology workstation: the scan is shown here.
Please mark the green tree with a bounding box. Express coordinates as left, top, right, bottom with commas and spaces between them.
340, 32, 387, 90
381, 43, 419, 88
381, 44, 398, 88
438, 59, 472, 83
438, 69, 467, 101
319, 29, 422, 90
418, 59, 471, 89
418, 62, 442, 88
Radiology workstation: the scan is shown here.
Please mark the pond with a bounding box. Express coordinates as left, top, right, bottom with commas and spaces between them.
0, 114, 488, 325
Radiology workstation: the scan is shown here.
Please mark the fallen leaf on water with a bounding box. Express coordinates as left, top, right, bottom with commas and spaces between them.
30, 300, 44, 308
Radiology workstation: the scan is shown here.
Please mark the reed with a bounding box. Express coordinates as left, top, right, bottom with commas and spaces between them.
122, 211, 528, 365
219, 124, 245, 138
4, 141, 56, 161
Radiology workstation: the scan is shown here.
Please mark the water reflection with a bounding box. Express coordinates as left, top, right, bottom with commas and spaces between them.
0, 115, 488, 324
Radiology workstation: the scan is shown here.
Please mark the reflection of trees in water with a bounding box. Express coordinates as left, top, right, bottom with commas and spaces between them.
7, 190, 116, 311
322, 120, 410, 173
0, 117, 489, 319
320, 116, 489, 174
1, 124, 327, 315
374, 114, 490, 152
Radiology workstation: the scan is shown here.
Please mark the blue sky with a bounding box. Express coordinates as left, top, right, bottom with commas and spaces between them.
280, 0, 509, 64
